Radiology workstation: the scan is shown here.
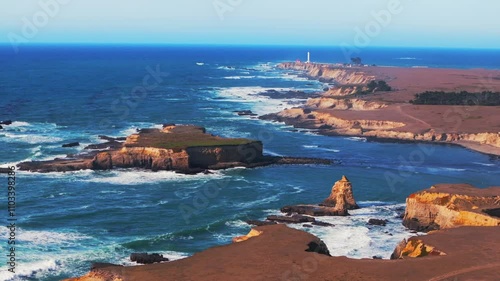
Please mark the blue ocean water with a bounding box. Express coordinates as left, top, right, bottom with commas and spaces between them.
0, 45, 499, 280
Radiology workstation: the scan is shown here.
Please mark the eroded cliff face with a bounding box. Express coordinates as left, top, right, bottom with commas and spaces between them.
403, 184, 500, 232
306, 98, 387, 110
93, 147, 190, 171
278, 62, 375, 85
322, 175, 359, 210
391, 238, 446, 259
186, 142, 263, 168
272, 108, 500, 151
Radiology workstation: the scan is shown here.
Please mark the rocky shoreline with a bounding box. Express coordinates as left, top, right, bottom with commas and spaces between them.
66, 179, 500, 281
16, 124, 331, 174
265, 62, 500, 156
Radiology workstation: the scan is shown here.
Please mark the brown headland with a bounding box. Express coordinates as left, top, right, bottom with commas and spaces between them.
262, 63, 500, 156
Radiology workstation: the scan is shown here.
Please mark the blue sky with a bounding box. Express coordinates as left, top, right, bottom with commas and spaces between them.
1, 0, 499, 48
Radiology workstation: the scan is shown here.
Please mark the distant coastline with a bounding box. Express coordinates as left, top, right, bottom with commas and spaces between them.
262, 62, 500, 156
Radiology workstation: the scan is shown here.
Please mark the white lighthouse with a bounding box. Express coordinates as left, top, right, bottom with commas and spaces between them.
307, 52, 311, 63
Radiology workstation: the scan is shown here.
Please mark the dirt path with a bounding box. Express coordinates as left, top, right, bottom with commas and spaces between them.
396, 105, 432, 129
427, 262, 500, 281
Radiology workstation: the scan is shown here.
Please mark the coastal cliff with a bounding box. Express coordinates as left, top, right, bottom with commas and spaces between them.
66, 225, 500, 281
278, 62, 375, 85
18, 125, 330, 174
402, 184, 500, 232
271, 62, 500, 156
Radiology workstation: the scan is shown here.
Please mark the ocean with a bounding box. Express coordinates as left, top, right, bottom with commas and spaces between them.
0, 45, 499, 281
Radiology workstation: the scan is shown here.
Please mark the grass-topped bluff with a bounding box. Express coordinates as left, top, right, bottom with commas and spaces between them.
125, 125, 256, 150
18, 125, 331, 174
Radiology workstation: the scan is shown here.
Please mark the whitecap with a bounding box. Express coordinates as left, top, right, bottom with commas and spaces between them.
472, 162, 496, 167
345, 137, 367, 142
85, 169, 227, 185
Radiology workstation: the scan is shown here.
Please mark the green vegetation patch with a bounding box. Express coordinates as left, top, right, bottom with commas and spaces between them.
125, 127, 256, 150
410, 91, 500, 106
354, 80, 392, 95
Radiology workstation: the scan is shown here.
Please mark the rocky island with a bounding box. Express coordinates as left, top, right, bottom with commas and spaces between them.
66, 181, 500, 281
262, 62, 500, 156
17, 125, 331, 174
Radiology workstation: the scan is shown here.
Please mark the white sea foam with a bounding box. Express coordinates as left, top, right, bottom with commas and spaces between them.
214, 86, 306, 116
223, 76, 256, 80
268, 203, 415, 259
396, 57, 418, 60
472, 162, 495, 167
85, 169, 227, 185
225, 219, 250, 229
17, 229, 91, 245
346, 137, 367, 142
116, 123, 163, 137
302, 145, 340, 153
425, 167, 467, 173
263, 150, 283, 156
1, 132, 63, 144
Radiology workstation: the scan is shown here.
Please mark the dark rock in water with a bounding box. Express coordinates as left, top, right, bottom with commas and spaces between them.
312, 221, 335, 227
85, 141, 122, 150
372, 256, 383, 260
62, 142, 80, 148
246, 220, 278, 226
259, 89, 319, 100
404, 218, 440, 232
368, 219, 388, 226
234, 110, 258, 117
162, 123, 176, 128
0, 120, 13, 126
0, 125, 3, 130
303, 224, 313, 228
267, 214, 315, 224
130, 253, 169, 264
306, 240, 331, 256
98, 135, 126, 142
280, 205, 348, 216
318, 124, 333, 130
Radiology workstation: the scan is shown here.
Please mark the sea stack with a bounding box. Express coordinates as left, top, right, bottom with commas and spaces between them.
322, 175, 359, 210
280, 175, 359, 217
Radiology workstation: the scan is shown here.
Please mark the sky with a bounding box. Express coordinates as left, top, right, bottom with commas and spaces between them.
1, 0, 499, 48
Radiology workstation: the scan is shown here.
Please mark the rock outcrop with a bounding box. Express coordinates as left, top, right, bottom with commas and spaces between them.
390, 238, 446, 259
278, 62, 375, 85
321, 175, 359, 210
280, 175, 358, 217
274, 62, 500, 156
66, 225, 500, 281
18, 125, 331, 174
402, 184, 500, 232
130, 253, 169, 264
232, 229, 263, 243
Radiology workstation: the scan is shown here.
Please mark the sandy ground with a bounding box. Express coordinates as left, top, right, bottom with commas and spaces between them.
68, 225, 500, 281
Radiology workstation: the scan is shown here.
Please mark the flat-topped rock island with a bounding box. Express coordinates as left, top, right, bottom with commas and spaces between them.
17, 125, 331, 174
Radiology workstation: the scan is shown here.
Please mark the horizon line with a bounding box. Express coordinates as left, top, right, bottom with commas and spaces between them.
0, 42, 499, 50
